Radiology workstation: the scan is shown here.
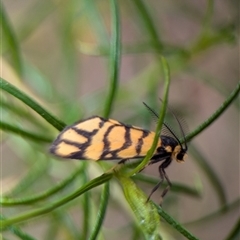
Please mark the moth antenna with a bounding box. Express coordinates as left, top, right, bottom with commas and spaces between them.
142, 102, 182, 147
159, 98, 188, 151
142, 102, 159, 120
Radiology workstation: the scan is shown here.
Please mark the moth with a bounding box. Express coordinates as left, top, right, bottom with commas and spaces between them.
50, 103, 188, 200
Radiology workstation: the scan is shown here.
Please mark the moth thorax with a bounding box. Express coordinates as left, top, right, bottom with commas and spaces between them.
172, 145, 187, 163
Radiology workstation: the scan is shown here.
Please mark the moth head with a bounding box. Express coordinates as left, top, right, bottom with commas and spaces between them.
142, 101, 189, 163
172, 145, 187, 163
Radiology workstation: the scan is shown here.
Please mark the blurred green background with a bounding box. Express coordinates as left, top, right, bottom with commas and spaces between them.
1, 0, 239, 239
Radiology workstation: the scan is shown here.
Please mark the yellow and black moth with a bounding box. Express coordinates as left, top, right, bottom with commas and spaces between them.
50, 103, 188, 199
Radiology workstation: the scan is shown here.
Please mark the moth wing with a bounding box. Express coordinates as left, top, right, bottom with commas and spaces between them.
50, 116, 159, 160
102, 124, 159, 159
50, 116, 105, 159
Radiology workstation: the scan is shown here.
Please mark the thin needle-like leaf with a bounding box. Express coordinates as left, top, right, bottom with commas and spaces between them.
1, 173, 113, 229
0, 78, 66, 131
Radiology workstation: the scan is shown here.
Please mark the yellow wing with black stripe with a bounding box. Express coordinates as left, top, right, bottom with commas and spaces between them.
50, 116, 161, 160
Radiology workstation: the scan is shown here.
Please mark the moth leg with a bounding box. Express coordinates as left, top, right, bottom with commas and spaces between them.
158, 165, 172, 205
146, 171, 164, 202
146, 157, 172, 203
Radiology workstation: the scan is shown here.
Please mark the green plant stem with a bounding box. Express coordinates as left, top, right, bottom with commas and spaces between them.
225, 216, 240, 240
0, 215, 36, 240
81, 169, 90, 240
103, 0, 121, 118
126, 56, 171, 176
0, 78, 66, 131
185, 81, 240, 142
132, 0, 163, 52
117, 174, 161, 239
155, 204, 199, 240
0, 120, 52, 143
0, 4, 24, 76
89, 182, 110, 240
1, 166, 84, 206
1, 173, 113, 229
